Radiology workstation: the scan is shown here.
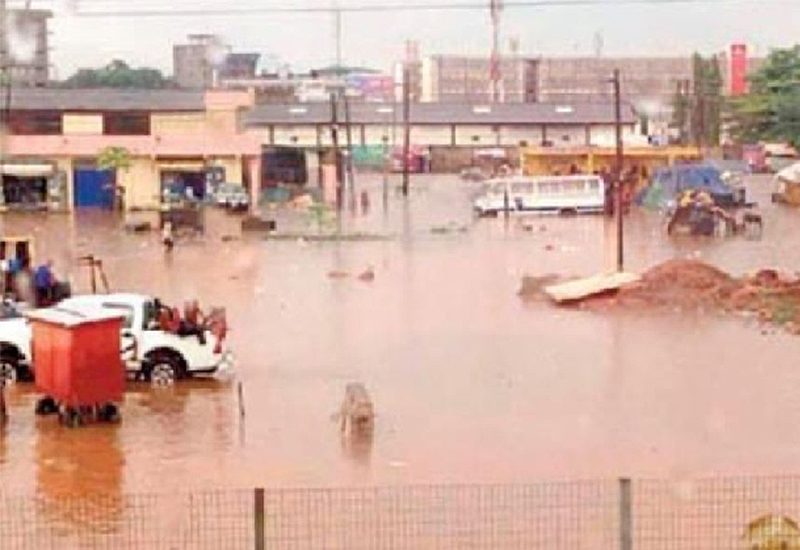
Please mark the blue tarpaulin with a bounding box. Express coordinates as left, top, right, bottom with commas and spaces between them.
637, 164, 736, 209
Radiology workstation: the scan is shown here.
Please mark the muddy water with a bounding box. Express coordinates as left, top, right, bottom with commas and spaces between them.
1, 174, 800, 504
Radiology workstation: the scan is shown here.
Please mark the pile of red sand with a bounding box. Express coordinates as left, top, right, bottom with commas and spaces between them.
599, 260, 800, 331
525, 259, 800, 332
615, 259, 738, 309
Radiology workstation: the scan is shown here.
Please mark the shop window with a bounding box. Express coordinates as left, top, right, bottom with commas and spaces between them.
8, 110, 62, 135
104, 112, 151, 135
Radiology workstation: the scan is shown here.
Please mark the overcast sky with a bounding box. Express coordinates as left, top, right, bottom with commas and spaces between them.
20, 0, 800, 77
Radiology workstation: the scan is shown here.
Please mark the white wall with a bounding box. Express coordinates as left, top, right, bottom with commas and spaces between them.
588, 124, 638, 147
272, 125, 319, 147
411, 125, 453, 146
454, 125, 500, 146
545, 125, 588, 146
364, 124, 395, 146
498, 125, 543, 146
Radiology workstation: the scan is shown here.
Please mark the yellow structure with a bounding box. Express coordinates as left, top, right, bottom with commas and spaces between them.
521, 146, 702, 178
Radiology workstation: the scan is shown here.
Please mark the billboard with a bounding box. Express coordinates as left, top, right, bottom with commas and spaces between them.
345, 74, 394, 101
730, 43, 747, 96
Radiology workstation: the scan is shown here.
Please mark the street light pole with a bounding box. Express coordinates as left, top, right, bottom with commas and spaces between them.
612, 69, 624, 272
402, 64, 410, 197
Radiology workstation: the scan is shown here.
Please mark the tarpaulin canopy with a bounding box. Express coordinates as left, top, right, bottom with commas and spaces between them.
636, 164, 736, 209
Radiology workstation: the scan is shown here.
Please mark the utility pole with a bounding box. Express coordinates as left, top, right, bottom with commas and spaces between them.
343, 92, 356, 212
330, 92, 342, 211
402, 64, 411, 197
612, 69, 624, 272
489, 0, 503, 102
0, 0, 9, 214
0, 0, 7, 160
333, 1, 342, 69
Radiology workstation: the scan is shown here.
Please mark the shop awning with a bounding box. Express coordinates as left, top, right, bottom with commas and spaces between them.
0, 163, 55, 177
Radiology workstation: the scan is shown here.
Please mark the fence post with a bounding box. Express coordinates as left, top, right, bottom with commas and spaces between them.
619, 478, 632, 550
254, 487, 265, 550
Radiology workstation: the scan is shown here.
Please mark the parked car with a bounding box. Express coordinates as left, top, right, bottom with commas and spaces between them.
0, 293, 234, 386
213, 183, 250, 210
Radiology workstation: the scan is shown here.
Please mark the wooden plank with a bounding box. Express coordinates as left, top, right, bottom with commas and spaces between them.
544, 272, 640, 303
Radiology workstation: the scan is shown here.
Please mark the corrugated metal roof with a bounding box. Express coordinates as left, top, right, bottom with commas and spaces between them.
7, 88, 206, 111
244, 102, 636, 126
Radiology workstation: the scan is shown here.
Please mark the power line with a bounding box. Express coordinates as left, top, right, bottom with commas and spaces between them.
14, 0, 790, 17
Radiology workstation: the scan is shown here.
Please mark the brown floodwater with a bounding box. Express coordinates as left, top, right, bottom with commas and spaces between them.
1, 173, 800, 506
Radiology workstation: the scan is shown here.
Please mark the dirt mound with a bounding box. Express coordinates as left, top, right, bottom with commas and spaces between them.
639, 259, 734, 290
614, 259, 736, 309
570, 259, 800, 333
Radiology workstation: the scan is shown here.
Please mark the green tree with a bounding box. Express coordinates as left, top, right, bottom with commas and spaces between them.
62, 59, 169, 89
672, 81, 691, 145
728, 45, 800, 146
671, 54, 723, 146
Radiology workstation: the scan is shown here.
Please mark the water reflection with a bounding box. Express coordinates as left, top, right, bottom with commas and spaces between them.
36, 420, 124, 533
341, 425, 374, 467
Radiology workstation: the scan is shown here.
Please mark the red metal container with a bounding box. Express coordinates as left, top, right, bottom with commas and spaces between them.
28, 307, 125, 408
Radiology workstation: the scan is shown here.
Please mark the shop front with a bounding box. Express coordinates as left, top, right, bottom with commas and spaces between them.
0, 162, 67, 211
156, 159, 206, 203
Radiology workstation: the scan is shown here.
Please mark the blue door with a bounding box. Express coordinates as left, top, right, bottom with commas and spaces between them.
74, 169, 114, 208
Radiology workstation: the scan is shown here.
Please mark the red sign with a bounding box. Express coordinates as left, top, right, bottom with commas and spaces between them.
730, 43, 747, 96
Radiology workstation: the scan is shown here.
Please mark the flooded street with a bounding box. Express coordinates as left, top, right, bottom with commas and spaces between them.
2, 173, 800, 503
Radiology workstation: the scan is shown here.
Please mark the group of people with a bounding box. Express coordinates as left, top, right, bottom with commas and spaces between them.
153, 299, 207, 344
152, 299, 227, 350
2, 258, 67, 308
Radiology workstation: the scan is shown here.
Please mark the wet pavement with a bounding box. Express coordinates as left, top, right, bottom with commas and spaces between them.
2, 173, 800, 503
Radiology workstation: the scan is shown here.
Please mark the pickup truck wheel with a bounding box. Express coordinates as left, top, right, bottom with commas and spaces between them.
0, 357, 18, 384
146, 354, 185, 387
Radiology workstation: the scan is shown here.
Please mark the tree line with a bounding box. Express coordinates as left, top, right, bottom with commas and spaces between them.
58, 59, 171, 89
673, 46, 800, 147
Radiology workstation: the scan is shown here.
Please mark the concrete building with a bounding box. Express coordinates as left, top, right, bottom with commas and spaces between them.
393, 61, 422, 102
245, 101, 638, 175
218, 53, 260, 80
538, 57, 692, 112
1, 9, 51, 87
173, 34, 228, 89
245, 101, 637, 149
0, 88, 260, 212
718, 47, 764, 96
419, 55, 539, 103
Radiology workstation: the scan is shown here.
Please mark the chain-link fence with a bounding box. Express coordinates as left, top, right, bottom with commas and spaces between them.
2, 478, 800, 548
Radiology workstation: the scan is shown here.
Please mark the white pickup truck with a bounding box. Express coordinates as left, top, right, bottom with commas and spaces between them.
0, 293, 233, 386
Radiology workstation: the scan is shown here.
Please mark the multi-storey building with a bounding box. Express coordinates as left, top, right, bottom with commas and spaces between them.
0, 88, 260, 212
